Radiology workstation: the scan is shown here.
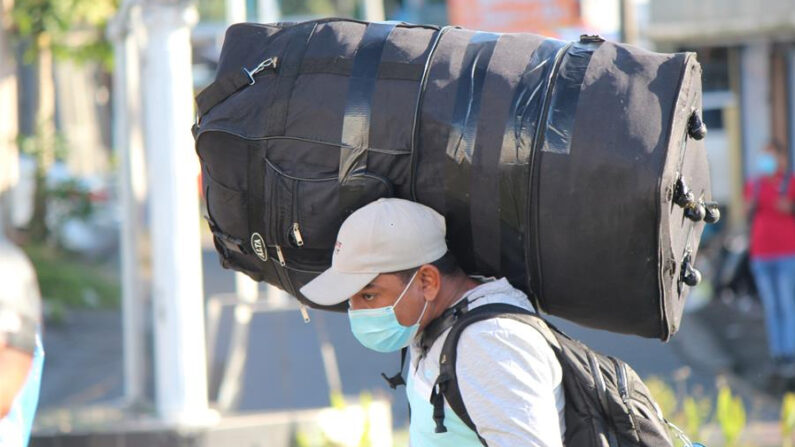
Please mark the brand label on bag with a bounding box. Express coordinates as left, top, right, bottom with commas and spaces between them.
251, 233, 268, 262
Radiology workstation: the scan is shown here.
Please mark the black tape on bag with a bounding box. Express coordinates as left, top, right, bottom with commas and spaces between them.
443, 32, 500, 272
541, 40, 601, 154
487, 38, 569, 285
338, 22, 397, 183
523, 38, 601, 306
444, 32, 501, 165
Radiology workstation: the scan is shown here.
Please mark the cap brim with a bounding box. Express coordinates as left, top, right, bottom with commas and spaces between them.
299, 268, 378, 306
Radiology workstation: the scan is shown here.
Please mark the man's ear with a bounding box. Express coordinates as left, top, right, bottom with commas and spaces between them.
417, 264, 441, 302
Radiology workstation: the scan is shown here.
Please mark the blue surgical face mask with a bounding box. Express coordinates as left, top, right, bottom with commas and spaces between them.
757, 153, 778, 176
348, 271, 428, 353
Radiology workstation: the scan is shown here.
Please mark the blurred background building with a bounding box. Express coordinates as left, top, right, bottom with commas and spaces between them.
1, 0, 794, 446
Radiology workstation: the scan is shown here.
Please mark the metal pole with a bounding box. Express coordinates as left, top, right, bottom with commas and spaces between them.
256, 0, 280, 23
109, 0, 151, 407
360, 0, 385, 22
226, 0, 247, 25
141, 0, 213, 425
619, 0, 638, 45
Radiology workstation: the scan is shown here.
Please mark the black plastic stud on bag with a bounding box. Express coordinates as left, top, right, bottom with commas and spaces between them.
703, 201, 720, 224
681, 255, 702, 287
684, 202, 706, 222
688, 111, 707, 140
674, 178, 696, 208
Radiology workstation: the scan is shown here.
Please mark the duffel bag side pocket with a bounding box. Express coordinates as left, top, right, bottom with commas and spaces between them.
264, 158, 394, 250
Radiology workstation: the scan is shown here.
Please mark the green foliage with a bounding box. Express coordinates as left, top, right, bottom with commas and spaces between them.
357, 392, 372, 447
716, 385, 746, 447
645, 376, 677, 416
291, 392, 380, 447
18, 130, 68, 167
280, 0, 336, 16
329, 390, 346, 410
682, 395, 711, 442
197, 0, 226, 22
11, 0, 118, 68
783, 393, 795, 447
22, 241, 120, 318
47, 178, 95, 220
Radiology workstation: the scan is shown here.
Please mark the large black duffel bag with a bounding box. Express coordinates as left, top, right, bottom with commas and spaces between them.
193, 18, 718, 340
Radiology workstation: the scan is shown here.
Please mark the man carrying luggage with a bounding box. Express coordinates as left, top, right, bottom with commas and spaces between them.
300, 198, 565, 446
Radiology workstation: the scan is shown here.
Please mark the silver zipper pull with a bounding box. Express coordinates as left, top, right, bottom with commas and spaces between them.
292, 223, 304, 247
298, 303, 310, 323
275, 245, 286, 266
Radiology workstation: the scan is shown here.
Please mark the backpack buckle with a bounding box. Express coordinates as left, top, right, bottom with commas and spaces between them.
380, 371, 405, 389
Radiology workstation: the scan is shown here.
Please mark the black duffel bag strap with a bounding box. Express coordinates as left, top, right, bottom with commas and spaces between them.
338, 22, 397, 185
195, 56, 279, 119
432, 303, 556, 445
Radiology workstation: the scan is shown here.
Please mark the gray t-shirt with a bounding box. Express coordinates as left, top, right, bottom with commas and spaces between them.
0, 237, 41, 353
408, 277, 566, 446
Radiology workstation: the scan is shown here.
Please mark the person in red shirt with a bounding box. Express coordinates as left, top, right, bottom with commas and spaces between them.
744, 141, 795, 373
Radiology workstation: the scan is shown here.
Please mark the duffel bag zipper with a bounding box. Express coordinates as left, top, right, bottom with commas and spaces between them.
275, 245, 286, 266
292, 223, 304, 247
266, 244, 326, 273
291, 180, 304, 247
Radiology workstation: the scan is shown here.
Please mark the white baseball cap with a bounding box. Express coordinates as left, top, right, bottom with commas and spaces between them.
300, 198, 448, 306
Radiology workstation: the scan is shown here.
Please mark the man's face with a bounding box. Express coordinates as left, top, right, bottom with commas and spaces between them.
349, 272, 427, 327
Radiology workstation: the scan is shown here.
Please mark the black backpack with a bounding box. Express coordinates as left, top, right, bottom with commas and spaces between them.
408, 302, 681, 447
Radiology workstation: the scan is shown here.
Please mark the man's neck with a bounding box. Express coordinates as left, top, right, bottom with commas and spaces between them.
424, 275, 480, 326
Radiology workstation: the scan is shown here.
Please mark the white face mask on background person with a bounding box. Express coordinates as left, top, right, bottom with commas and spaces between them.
347, 270, 428, 353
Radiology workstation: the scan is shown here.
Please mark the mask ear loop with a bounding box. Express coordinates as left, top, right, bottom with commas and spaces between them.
415, 298, 429, 326
392, 269, 420, 309
393, 269, 428, 328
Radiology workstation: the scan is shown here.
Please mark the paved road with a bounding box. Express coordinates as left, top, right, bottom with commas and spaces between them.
37, 248, 780, 430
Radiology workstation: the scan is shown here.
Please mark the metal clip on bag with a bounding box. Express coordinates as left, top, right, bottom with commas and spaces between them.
193, 18, 716, 339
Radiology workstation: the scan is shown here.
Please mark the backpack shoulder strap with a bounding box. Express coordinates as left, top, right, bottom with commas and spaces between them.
432, 303, 558, 444
381, 347, 408, 389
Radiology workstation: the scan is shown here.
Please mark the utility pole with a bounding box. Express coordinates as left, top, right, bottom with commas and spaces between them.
360, 0, 385, 22
140, 0, 213, 424
108, 0, 150, 408
226, 0, 246, 25
257, 0, 280, 23
619, 0, 638, 44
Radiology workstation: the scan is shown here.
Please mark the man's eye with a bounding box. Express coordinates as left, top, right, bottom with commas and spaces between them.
362, 293, 376, 301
